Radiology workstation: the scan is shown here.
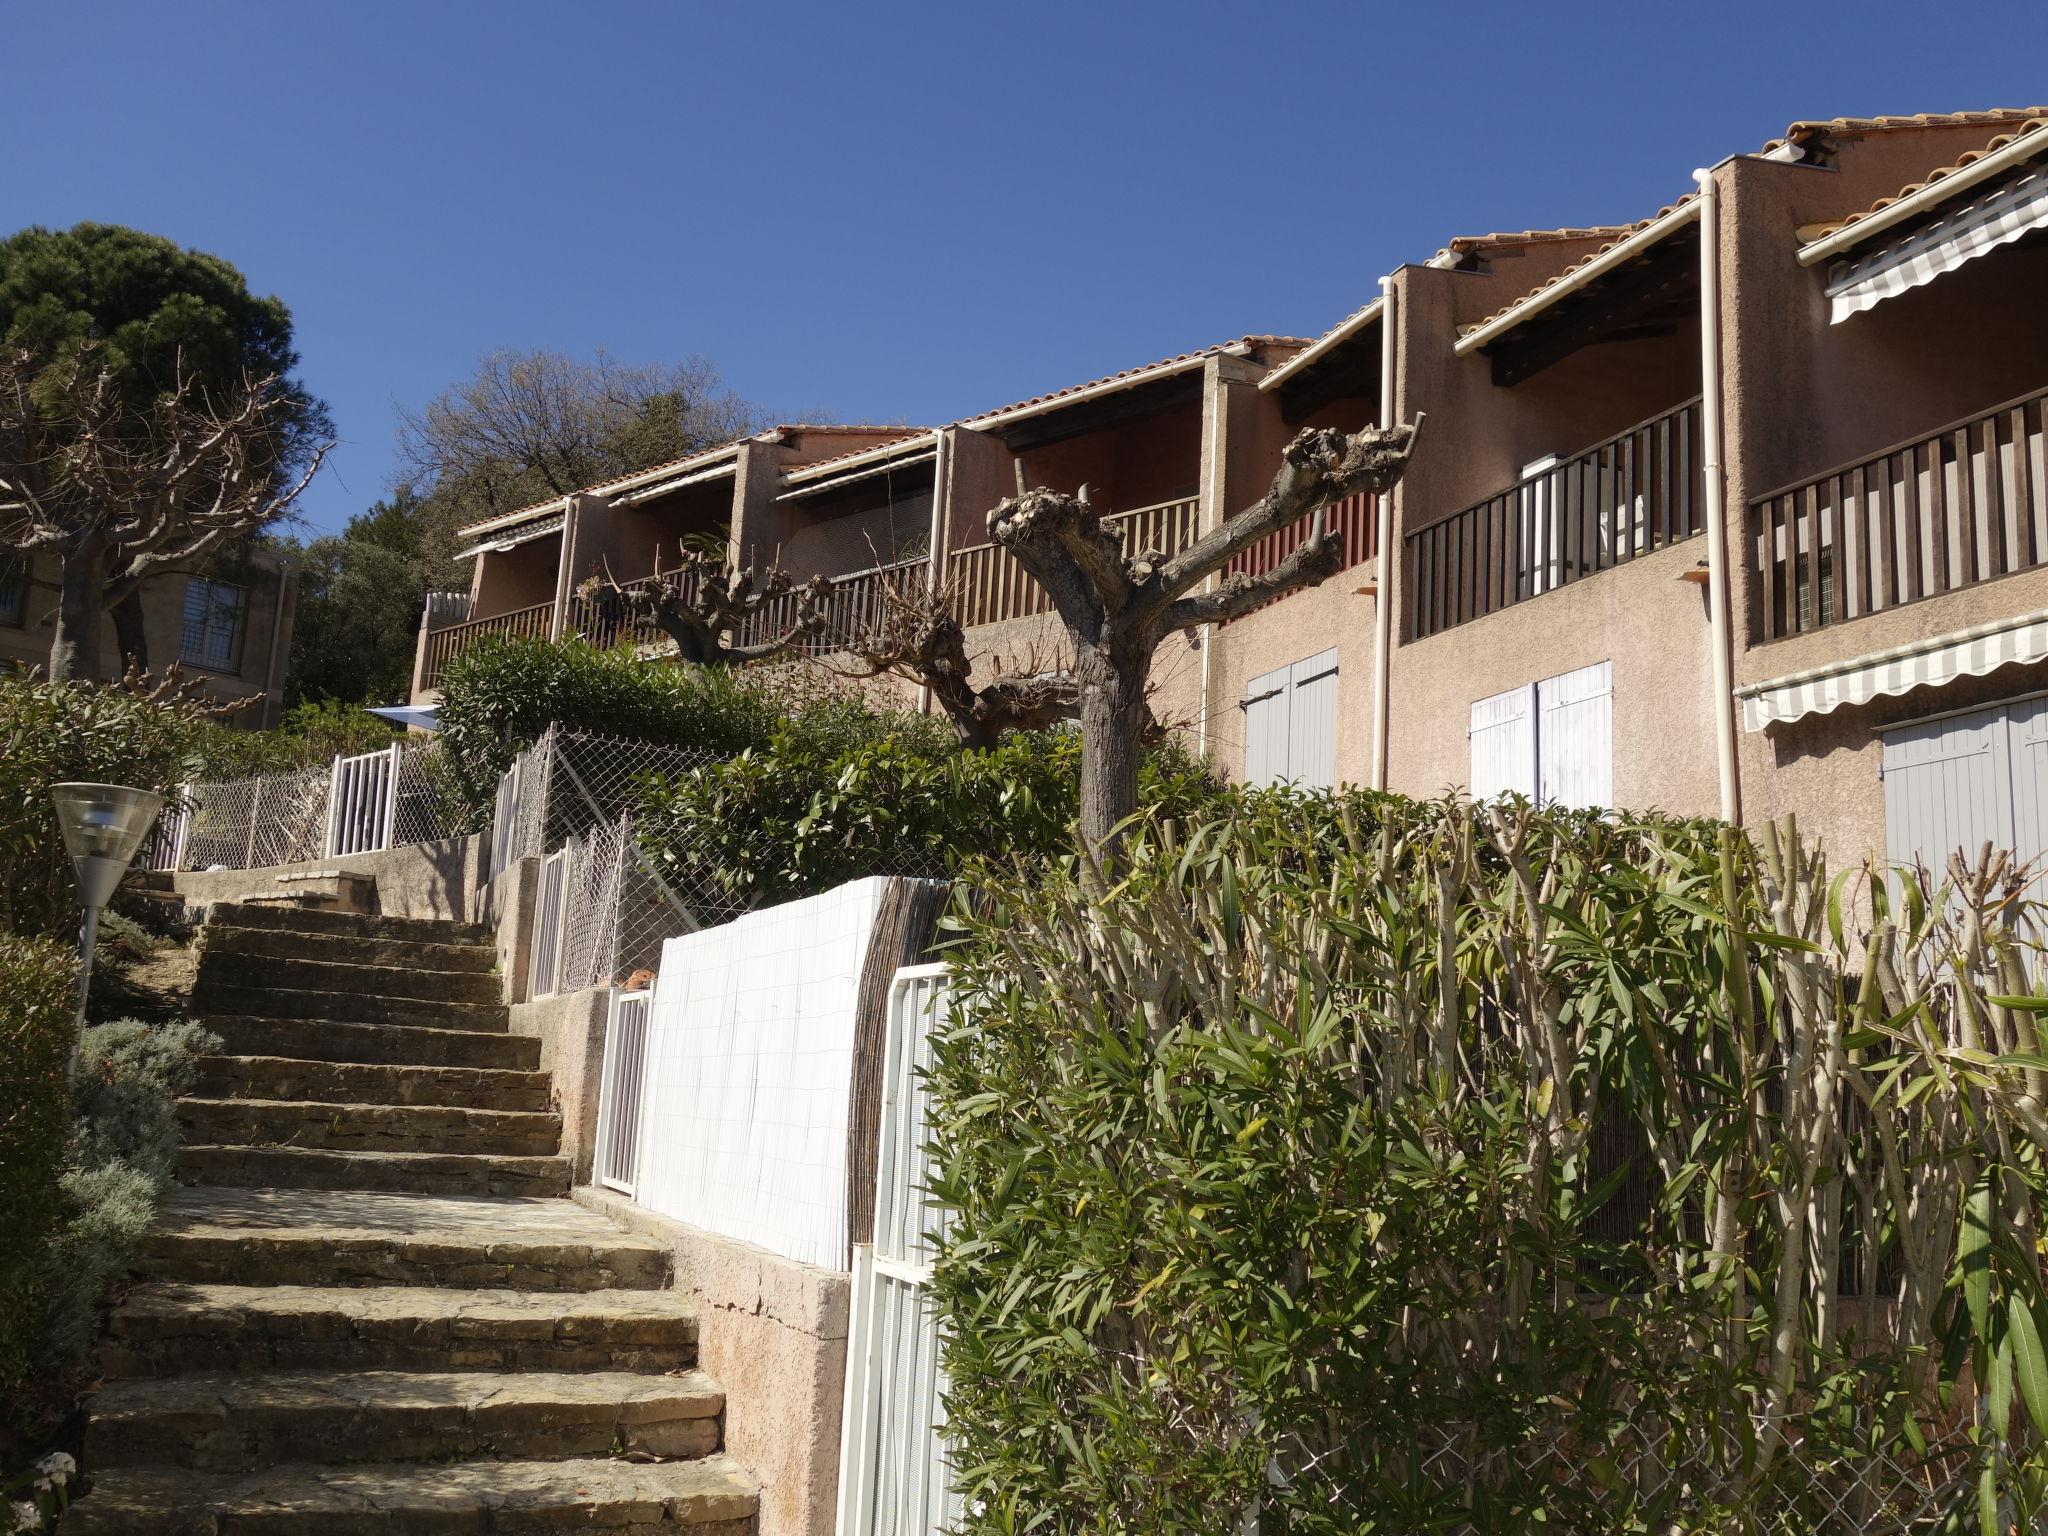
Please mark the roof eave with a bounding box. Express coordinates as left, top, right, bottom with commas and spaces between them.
1452, 200, 1703, 358
1256, 299, 1385, 393
1798, 125, 2048, 266
962, 346, 1247, 433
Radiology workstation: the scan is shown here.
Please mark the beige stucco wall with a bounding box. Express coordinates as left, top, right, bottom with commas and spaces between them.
575, 1188, 849, 1536
468, 533, 561, 619
1209, 572, 1381, 786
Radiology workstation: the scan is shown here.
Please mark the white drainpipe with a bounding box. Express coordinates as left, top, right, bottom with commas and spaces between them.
1693, 167, 1742, 825
1369, 274, 1397, 792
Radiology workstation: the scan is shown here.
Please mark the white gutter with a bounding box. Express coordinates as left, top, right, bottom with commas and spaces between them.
1256, 299, 1384, 393
962, 346, 1250, 432
1693, 168, 1741, 825
1798, 122, 2047, 266
776, 449, 939, 502
1368, 275, 1397, 792
1452, 200, 1702, 357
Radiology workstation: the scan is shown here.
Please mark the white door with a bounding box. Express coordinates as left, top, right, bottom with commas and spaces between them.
837, 964, 961, 1536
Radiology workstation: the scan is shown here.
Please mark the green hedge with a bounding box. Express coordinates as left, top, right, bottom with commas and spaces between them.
929, 794, 2048, 1532
0, 673, 208, 938
0, 936, 77, 1392
189, 698, 400, 780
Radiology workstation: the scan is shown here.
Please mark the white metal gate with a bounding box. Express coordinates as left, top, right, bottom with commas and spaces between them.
837, 963, 961, 1536
528, 844, 571, 999
595, 988, 652, 1196
325, 743, 402, 857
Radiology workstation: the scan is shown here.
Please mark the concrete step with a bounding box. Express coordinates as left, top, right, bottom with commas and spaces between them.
201, 921, 498, 974
60, 1453, 758, 1535
191, 1055, 551, 1113
195, 949, 503, 1005
203, 900, 490, 947
87, 1366, 725, 1471
178, 1143, 570, 1198
177, 1097, 562, 1158
190, 980, 509, 1032
220, 870, 376, 916
101, 1283, 698, 1378
140, 1188, 670, 1292
202, 1016, 540, 1071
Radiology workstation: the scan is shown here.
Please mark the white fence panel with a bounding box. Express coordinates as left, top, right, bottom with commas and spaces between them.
838, 964, 960, 1536
490, 757, 523, 878
595, 988, 652, 1196
325, 743, 402, 857
140, 796, 191, 873
634, 877, 892, 1269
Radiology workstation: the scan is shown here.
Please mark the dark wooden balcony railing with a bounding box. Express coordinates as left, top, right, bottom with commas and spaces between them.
1753, 384, 2048, 642
1404, 396, 1704, 642
948, 495, 1202, 628
418, 599, 555, 691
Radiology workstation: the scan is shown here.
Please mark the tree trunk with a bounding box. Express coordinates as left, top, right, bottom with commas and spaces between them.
1076, 640, 1147, 855
112, 587, 151, 672
48, 540, 105, 682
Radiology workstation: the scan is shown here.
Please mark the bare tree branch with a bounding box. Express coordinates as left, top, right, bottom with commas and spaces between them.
578, 544, 827, 667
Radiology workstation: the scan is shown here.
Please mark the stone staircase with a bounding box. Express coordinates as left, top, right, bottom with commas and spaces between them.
63, 902, 758, 1534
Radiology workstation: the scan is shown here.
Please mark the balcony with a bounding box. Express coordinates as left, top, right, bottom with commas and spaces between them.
1219, 491, 1376, 622
947, 495, 1201, 627
1752, 384, 2048, 642
1404, 397, 1704, 642
418, 599, 555, 691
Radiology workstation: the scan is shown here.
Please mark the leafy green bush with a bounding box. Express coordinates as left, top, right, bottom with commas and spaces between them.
433, 635, 943, 823
634, 724, 1222, 908
929, 796, 2048, 1532
0, 937, 76, 1393
189, 698, 399, 779
0, 673, 208, 937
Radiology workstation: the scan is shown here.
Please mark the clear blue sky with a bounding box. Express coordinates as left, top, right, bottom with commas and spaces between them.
5, 0, 2043, 536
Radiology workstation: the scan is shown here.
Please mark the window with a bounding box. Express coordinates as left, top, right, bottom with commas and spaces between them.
181, 578, 245, 670
1242, 649, 1339, 788
1468, 661, 1613, 809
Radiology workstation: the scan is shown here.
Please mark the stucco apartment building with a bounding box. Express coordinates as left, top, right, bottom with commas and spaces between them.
2, 545, 298, 723
419, 105, 2048, 873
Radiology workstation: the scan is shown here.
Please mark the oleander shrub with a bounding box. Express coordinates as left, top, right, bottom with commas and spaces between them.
189, 698, 399, 779
928, 794, 2048, 1533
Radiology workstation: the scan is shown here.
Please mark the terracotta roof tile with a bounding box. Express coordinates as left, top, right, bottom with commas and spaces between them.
963, 336, 1310, 427
1801, 116, 2048, 242
1429, 225, 1642, 264
779, 430, 938, 481
1763, 107, 2048, 155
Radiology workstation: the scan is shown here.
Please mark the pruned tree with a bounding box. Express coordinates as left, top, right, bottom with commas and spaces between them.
578, 544, 830, 666
0, 342, 330, 681
829, 565, 1088, 749
852, 421, 1421, 854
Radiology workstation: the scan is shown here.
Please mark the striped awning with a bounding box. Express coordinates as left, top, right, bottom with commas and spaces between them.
1738, 607, 2048, 731
1826, 160, 2048, 323
452, 512, 565, 563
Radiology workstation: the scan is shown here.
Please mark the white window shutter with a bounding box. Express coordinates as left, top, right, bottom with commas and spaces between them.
1470, 684, 1538, 800
1243, 665, 1291, 788
1537, 661, 1613, 809
1883, 703, 2014, 879
1286, 650, 1339, 789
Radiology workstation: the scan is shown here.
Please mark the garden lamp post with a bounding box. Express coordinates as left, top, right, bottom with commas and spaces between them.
49, 782, 163, 1078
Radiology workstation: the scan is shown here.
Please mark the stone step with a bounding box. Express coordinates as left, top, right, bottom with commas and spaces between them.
203, 1016, 540, 1071
87, 1367, 725, 1471
141, 1188, 670, 1292
177, 1097, 562, 1158
195, 949, 503, 1004
190, 980, 509, 1032
178, 1143, 570, 1198
101, 1283, 698, 1378
203, 900, 490, 947
60, 1453, 758, 1535
202, 921, 498, 974
191, 1055, 551, 1112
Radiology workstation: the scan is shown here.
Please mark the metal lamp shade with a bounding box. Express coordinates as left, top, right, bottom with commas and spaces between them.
49, 782, 164, 866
